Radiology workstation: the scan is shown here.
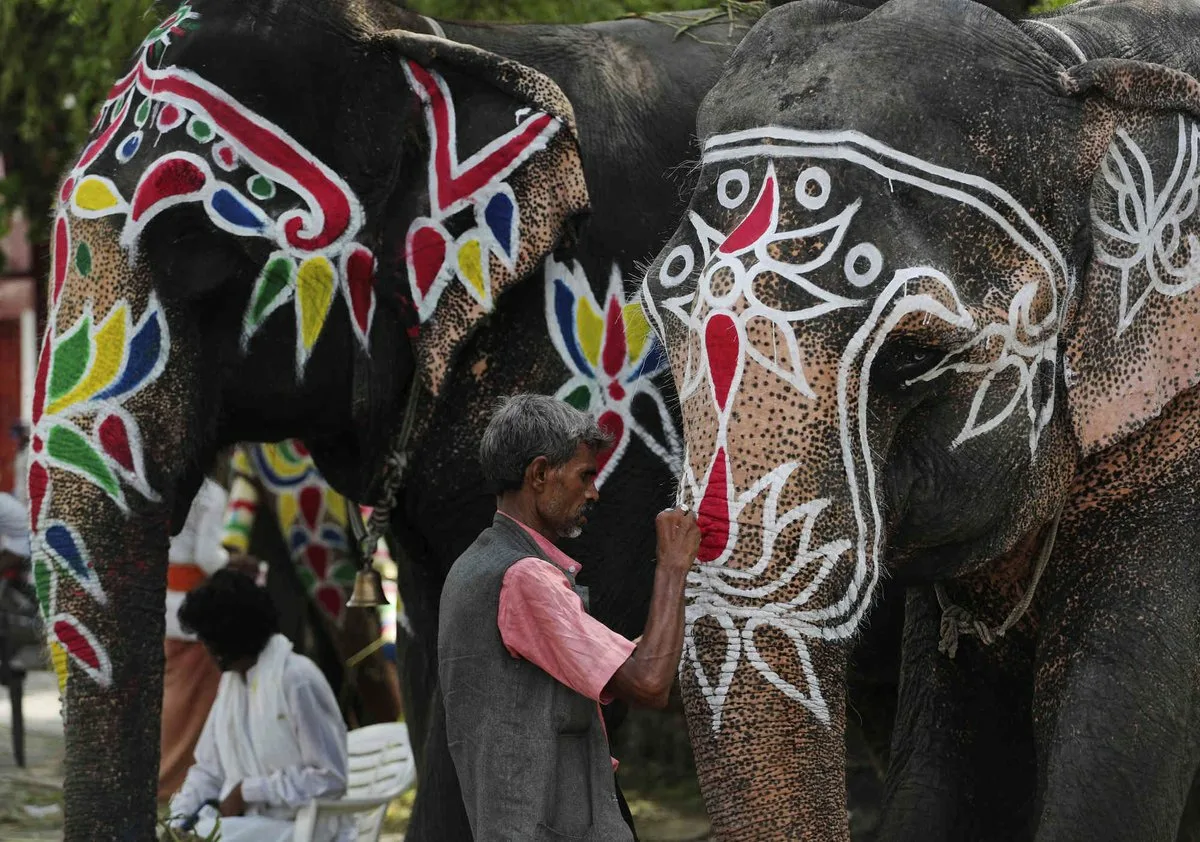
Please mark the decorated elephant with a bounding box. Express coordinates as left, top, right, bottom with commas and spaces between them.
26, 0, 766, 836
640, 0, 1200, 838
221, 439, 403, 727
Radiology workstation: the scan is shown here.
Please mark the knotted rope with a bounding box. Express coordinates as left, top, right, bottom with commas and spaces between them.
935, 507, 1064, 659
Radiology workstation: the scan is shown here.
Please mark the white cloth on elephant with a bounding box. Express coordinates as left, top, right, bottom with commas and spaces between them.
0, 492, 29, 557
164, 477, 230, 640
168, 634, 353, 842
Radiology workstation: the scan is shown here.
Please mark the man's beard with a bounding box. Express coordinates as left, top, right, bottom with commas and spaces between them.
555, 500, 595, 540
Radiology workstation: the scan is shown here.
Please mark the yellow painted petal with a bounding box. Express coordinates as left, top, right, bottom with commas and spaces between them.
576, 298, 603, 369
51, 642, 68, 696
263, 442, 307, 483
72, 176, 125, 214
278, 491, 299, 533
296, 256, 335, 351
325, 488, 348, 526
231, 448, 252, 475
623, 303, 651, 363
47, 304, 127, 414
457, 239, 487, 300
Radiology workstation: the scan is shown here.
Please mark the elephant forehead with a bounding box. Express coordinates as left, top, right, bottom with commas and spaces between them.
682, 129, 1068, 310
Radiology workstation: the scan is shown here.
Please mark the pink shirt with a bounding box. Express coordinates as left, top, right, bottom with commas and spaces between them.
496, 513, 636, 770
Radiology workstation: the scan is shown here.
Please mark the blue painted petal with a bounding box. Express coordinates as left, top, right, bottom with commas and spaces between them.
627, 339, 667, 383
321, 527, 346, 548
484, 192, 515, 258
211, 188, 267, 233
554, 279, 592, 377
96, 311, 161, 400
289, 528, 309, 552
46, 524, 92, 582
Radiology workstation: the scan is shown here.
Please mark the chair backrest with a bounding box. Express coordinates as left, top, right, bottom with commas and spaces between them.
346, 722, 417, 842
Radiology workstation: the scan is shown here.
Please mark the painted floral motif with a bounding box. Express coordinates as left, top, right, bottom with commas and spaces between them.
1094, 115, 1200, 333
645, 127, 1068, 729
546, 259, 680, 485
223, 441, 358, 622
63, 1, 377, 379
26, 295, 168, 690
404, 61, 562, 322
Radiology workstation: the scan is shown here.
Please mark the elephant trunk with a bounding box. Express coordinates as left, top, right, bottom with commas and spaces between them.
30, 214, 196, 838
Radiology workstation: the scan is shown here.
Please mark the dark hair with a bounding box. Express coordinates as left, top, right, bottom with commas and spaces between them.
178, 569, 279, 661
478, 394, 613, 494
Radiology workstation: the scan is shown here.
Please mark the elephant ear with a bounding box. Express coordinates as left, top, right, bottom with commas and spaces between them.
1060, 59, 1200, 457
383, 31, 590, 397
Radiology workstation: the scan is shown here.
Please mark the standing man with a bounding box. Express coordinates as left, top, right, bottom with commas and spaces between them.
439, 394, 701, 841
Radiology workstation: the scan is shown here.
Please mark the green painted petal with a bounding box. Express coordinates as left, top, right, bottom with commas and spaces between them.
48, 317, 91, 403
249, 256, 295, 328
296, 566, 317, 592
563, 384, 591, 411
33, 558, 53, 617
331, 562, 358, 586
75, 243, 92, 277
135, 99, 151, 127
46, 425, 119, 498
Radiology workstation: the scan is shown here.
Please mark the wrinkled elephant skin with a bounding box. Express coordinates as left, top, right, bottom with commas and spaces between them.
643, 0, 1200, 838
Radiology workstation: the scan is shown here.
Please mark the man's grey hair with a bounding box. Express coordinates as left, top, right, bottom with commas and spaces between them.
480, 394, 614, 493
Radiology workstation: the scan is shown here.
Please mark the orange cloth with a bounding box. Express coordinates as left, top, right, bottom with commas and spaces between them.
166, 563, 207, 593
158, 639, 222, 802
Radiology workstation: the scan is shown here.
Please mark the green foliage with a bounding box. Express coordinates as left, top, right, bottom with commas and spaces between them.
1029, 0, 1075, 13
409, 0, 715, 23
0, 0, 164, 242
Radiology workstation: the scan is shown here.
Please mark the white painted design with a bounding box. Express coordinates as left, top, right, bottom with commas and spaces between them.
1093, 115, 1200, 334
648, 128, 1067, 730
1025, 19, 1088, 64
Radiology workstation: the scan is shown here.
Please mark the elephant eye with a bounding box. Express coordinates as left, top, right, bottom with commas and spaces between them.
875, 339, 944, 388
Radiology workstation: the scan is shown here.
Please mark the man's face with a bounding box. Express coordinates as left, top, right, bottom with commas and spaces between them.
536, 443, 601, 540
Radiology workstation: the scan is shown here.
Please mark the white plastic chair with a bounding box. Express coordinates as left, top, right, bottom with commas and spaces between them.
292, 722, 417, 842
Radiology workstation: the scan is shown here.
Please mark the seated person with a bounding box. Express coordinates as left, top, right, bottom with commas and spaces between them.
167, 570, 352, 842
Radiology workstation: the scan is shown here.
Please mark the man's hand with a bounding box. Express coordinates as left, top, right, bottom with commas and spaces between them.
219, 782, 245, 818
655, 507, 701, 573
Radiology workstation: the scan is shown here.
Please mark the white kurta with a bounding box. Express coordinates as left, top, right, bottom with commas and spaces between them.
0, 491, 29, 557
169, 635, 353, 842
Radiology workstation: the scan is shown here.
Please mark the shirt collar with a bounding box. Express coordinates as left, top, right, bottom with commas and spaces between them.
497, 511, 584, 575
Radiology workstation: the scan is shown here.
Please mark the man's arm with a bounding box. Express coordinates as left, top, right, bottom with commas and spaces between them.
168, 712, 224, 823
603, 508, 700, 709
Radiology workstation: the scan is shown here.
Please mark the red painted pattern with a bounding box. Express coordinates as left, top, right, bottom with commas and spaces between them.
98, 415, 134, 472
132, 60, 355, 251
697, 448, 732, 563
305, 544, 329, 580
75, 70, 137, 173
596, 410, 625, 476
316, 585, 343, 620
406, 61, 556, 214
719, 173, 776, 255
705, 313, 741, 412
345, 245, 376, 336
52, 215, 68, 306
54, 619, 101, 671
602, 296, 626, 379
31, 344, 49, 426
299, 485, 322, 531
409, 224, 448, 297
130, 156, 207, 222
59, 177, 76, 205
28, 461, 48, 533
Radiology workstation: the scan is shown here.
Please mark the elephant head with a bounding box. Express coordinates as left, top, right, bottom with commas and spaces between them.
33, 0, 587, 836
643, 0, 1200, 836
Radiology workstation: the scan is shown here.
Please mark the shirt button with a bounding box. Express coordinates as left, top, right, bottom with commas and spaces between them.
568, 565, 577, 573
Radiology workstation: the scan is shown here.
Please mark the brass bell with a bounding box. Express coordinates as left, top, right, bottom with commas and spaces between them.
346, 566, 389, 608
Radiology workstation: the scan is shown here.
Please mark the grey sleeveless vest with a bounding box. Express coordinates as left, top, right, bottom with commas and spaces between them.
438, 513, 634, 842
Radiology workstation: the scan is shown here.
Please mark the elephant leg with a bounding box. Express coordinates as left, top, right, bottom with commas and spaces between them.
878, 577, 1037, 842
1033, 496, 1200, 842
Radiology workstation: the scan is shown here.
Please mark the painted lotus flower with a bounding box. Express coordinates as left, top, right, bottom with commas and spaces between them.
546, 258, 680, 485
